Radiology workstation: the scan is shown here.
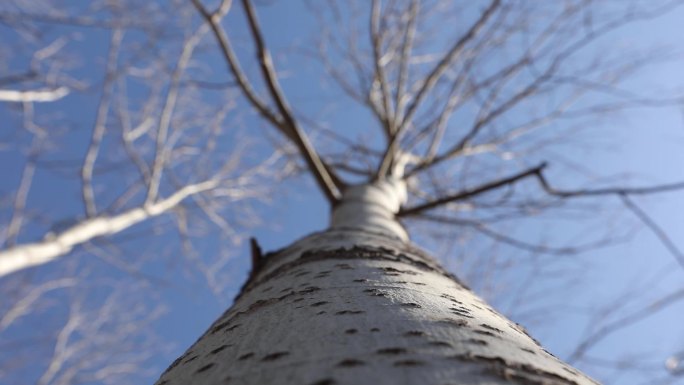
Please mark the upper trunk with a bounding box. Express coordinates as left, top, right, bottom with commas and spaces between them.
155, 182, 598, 385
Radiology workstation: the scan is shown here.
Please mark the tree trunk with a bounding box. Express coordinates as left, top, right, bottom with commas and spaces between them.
155, 182, 598, 385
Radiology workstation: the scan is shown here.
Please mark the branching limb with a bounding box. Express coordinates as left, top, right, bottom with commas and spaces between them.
1, 278, 77, 331
369, 0, 395, 138
190, 0, 282, 128
393, 0, 418, 126
0, 179, 219, 278
145, 25, 208, 205
397, 0, 501, 133
399, 163, 547, 217
413, 213, 624, 256
567, 286, 684, 364
536, 173, 684, 197
194, 0, 343, 202
240, 0, 343, 202
81, 29, 123, 217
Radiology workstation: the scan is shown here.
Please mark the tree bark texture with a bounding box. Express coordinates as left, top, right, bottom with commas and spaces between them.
155, 228, 598, 385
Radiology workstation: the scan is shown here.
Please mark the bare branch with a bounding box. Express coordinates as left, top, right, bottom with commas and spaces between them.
568, 287, 684, 364
620, 194, 684, 271
399, 163, 547, 217
536, 173, 684, 198
145, 24, 208, 205
0, 87, 69, 102
190, 0, 282, 128
397, 0, 501, 133
369, 0, 395, 137
81, 29, 124, 217
240, 0, 343, 202
0, 179, 219, 277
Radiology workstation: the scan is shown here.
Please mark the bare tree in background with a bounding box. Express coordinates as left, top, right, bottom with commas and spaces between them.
0, 1, 279, 383
2, 0, 684, 384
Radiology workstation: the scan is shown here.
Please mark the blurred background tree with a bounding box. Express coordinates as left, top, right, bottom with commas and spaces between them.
1, 1, 683, 384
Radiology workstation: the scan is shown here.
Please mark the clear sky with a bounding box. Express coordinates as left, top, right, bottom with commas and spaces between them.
1, 1, 683, 385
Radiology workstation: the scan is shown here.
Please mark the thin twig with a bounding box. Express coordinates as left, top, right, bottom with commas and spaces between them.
620, 194, 684, 270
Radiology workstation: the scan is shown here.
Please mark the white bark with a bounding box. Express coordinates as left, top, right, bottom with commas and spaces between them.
156, 183, 597, 385
0, 180, 218, 277
0, 87, 69, 103
331, 179, 408, 241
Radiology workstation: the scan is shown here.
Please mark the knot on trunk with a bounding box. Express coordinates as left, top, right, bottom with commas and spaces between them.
330, 179, 408, 241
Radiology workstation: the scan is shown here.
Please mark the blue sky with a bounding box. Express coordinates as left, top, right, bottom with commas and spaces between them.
1, 1, 684, 384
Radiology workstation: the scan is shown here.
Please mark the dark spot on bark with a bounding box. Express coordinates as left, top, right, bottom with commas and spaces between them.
310, 379, 336, 385
364, 288, 388, 297
159, 381, 168, 385
379, 266, 417, 275
222, 375, 232, 383
353, 278, 367, 282
261, 286, 273, 293
226, 324, 240, 332
167, 356, 183, 370
400, 302, 421, 308
280, 287, 293, 293
299, 286, 321, 294
370, 328, 380, 332
438, 318, 468, 327
450, 307, 474, 318
335, 263, 353, 270
183, 354, 198, 363
311, 301, 329, 307
238, 244, 455, 298
480, 324, 503, 333
520, 348, 536, 354
454, 353, 581, 385
210, 345, 229, 355
376, 347, 408, 355
393, 360, 424, 367
238, 352, 254, 360
474, 330, 497, 337
404, 330, 425, 337
294, 271, 311, 277
412, 282, 426, 286
335, 310, 365, 315
450, 306, 470, 313
428, 341, 452, 347
466, 338, 488, 346
316, 311, 327, 315
345, 329, 358, 334
195, 363, 215, 373
337, 359, 365, 367
210, 320, 231, 334
293, 298, 305, 302
472, 304, 483, 310
262, 352, 289, 361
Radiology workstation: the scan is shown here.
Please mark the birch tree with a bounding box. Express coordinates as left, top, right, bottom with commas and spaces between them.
155, 0, 684, 384
2, 0, 684, 384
